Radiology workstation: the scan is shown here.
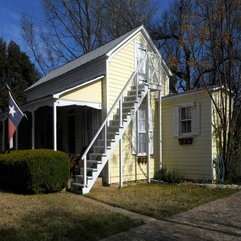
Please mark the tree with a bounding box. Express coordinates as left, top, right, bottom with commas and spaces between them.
153, 0, 241, 181
0, 39, 39, 111
21, 0, 157, 75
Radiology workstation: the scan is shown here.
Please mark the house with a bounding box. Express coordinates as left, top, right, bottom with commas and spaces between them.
162, 89, 219, 181
0, 26, 228, 194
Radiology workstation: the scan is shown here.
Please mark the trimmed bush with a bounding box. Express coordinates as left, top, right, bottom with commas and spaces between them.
154, 166, 184, 183
0, 149, 69, 194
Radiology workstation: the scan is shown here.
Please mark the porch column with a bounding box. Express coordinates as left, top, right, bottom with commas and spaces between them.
31, 111, 35, 149
53, 102, 57, 151
146, 92, 150, 183
2, 120, 5, 152
158, 90, 163, 169
119, 138, 123, 188
15, 128, 18, 150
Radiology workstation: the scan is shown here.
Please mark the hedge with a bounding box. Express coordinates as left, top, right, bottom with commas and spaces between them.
0, 149, 69, 194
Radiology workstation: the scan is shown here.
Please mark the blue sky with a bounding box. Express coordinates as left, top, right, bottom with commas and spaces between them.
0, 0, 44, 52
0, 0, 170, 56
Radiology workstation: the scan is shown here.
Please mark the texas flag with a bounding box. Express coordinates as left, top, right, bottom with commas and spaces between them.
8, 91, 24, 149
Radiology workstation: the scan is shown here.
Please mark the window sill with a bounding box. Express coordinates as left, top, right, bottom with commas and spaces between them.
178, 137, 193, 145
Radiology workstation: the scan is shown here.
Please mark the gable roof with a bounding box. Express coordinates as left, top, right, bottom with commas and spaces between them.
26, 26, 143, 91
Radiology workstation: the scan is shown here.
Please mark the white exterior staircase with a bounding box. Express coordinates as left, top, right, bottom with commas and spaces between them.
71, 52, 163, 194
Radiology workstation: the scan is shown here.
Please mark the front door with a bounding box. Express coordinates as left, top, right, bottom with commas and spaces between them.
136, 42, 147, 83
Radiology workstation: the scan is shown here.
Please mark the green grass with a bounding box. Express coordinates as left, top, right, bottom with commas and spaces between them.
87, 183, 238, 219
0, 191, 142, 241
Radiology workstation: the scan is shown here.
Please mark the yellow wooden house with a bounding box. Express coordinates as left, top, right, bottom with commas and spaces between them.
1, 26, 231, 193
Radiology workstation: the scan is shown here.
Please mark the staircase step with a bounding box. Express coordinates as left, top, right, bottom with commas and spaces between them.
92, 146, 105, 152
130, 84, 146, 90
75, 175, 93, 183
97, 139, 115, 147
107, 125, 121, 133
113, 112, 131, 121
80, 167, 98, 172
71, 182, 85, 187
89, 153, 106, 160
127, 89, 145, 96
122, 101, 136, 107
124, 95, 139, 102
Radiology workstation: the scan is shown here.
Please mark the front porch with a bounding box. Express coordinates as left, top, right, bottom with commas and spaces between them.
1, 104, 101, 156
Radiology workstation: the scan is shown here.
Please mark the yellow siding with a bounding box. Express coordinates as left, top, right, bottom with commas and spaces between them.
109, 93, 158, 183
162, 90, 213, 180
106, 32, 170, 183
59, 79, 102, 103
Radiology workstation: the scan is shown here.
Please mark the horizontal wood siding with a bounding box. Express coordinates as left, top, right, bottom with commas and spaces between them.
109, 93, 158, 183
60, 79, 102, 104
162, 91, 213, 180
27, 58, 106, 102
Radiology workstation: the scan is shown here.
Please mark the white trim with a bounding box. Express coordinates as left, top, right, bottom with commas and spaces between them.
106, 26, 172, 78
158, 91, 163, 169
119, 138, 123, 188
146, 92, 150, 183
53, 75, 104, 98
55, 99, 101, 109
53, 102, 57, 151
106, 58, 109, 114
106, 26, 143, 57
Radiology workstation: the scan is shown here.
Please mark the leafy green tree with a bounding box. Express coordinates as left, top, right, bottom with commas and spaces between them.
0, 39, 39, 111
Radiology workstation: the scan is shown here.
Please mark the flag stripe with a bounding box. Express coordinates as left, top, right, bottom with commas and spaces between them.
8, 119, 16, 140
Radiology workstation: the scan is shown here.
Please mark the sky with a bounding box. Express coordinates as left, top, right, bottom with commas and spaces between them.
0, 0, 170, 60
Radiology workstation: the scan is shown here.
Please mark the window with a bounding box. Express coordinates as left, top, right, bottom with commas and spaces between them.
180, 106, 192, 134
132, 102, 153, 155
173, 103, 200, 137
138, 107, 146, 154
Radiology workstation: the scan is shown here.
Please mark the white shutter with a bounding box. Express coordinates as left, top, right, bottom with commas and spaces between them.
132, 113, 137, 154
172, 106, 179, 137
192, 103, 200, 135
136, 42, 147, 82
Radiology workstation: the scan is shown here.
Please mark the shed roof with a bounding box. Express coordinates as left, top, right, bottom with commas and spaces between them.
26, 26, 143, 91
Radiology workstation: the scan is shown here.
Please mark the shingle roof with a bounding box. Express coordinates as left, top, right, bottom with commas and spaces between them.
26, 26, 143, 91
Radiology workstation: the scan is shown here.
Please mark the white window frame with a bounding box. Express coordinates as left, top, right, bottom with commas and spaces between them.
173, 102, 200, 138
137, 105, 146, 156
179, 105, 192, 136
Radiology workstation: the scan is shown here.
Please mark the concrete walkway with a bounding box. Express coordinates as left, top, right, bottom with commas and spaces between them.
80, 191, 241, 241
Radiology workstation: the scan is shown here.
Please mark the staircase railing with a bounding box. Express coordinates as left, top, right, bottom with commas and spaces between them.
80, 52, 161, 187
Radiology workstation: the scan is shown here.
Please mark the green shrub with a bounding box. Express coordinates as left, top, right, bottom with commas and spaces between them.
154, 166, 184, 183
0, 149, 69, 194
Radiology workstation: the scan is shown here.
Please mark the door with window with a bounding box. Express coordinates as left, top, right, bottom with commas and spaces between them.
136, 42, 147, 83
138, 105, 146, 155
132, 102, 153, 155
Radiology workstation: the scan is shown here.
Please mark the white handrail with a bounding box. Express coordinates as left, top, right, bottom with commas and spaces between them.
81, 53, 148, 161
80, 52, 162, 186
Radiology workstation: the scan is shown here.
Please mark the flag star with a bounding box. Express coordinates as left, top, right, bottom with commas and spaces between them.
9, 105, 16, 117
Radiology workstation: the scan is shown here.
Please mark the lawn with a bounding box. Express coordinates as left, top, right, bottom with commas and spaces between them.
0, 191, 142, 241
87, 183, 238, 219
